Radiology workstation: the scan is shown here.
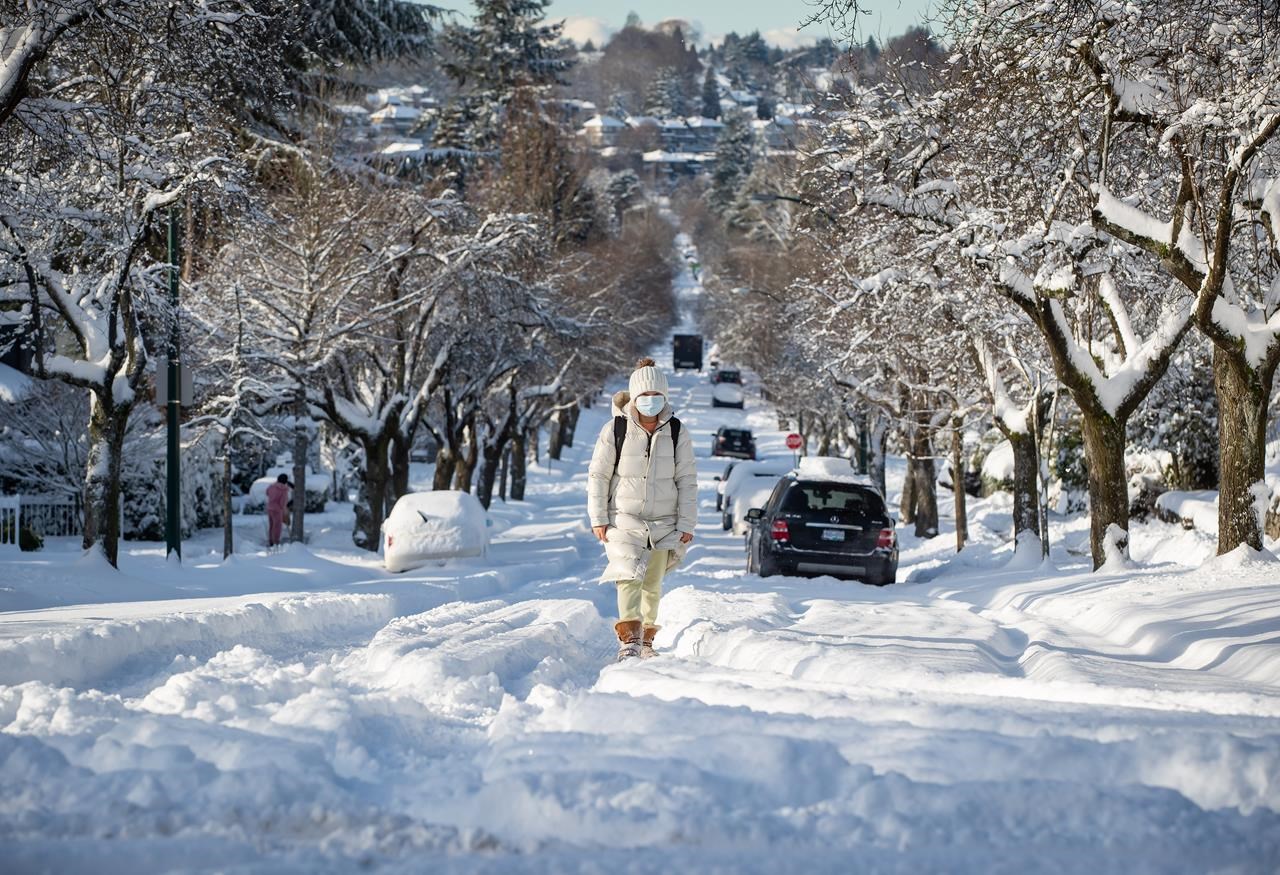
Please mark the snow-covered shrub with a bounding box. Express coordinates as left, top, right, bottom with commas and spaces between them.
19, 526, 43, 552
1051, 418, 1088, 512
120, 416, 225, 540
0, 376, 87, 501
970, 430, 1010, 497
1131, 342, 1218, 491
1126, 448, 1174, 521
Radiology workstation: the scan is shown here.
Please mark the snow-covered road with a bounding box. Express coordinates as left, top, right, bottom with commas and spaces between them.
4, 332, 1280, 872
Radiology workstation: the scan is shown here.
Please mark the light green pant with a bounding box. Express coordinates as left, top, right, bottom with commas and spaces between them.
616, 549, 669, 626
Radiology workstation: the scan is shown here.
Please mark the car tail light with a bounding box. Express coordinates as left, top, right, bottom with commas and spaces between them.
770, 520, 789, 541
877, 528, 896, 550
718, 436, 726, 444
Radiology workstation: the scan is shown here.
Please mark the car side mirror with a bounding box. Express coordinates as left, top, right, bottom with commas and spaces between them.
746, 508, 764, 522
713, 476, 721, 482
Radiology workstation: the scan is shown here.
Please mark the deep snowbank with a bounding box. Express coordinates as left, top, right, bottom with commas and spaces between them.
0, 592, 398, 688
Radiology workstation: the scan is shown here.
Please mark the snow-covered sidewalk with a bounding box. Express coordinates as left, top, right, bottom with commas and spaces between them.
3, 338, 1280, 873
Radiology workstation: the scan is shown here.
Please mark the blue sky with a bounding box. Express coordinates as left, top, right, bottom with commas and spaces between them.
442, 2, 934, 48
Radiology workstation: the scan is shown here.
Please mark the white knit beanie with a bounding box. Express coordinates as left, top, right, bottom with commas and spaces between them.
629, 362, 669, 399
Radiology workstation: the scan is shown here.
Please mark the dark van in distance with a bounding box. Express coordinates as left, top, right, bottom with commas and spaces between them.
672, 334, 703, 370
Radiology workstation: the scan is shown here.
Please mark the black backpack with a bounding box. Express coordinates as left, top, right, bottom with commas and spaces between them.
612, 415, 681, 475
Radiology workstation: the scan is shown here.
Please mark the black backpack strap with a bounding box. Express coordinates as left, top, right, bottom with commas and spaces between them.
669, 416, 682, 455
612, 415, 628, 475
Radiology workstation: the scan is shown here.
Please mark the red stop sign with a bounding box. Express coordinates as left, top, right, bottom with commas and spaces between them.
785, 433, 803, 450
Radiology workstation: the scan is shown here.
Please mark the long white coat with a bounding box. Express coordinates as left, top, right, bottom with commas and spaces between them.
587, 390, 698, 582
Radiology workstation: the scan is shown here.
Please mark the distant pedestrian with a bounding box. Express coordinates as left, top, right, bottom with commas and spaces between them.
588, 357, 697, 661
266, 474, 292, 547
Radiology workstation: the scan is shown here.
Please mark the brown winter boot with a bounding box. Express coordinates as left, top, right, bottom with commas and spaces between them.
641, 625, 660, 659
614, 620, 643, 662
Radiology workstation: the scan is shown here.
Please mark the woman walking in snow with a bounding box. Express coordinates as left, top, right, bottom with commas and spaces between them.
588, 357, 698, 661
265, 474, 292, 547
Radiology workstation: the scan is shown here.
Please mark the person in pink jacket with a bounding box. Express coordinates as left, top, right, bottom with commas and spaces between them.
265, 474, 292, 547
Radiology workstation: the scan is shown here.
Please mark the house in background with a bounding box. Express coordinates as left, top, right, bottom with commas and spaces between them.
580, 114, 626, 147
370, 103, 422, 136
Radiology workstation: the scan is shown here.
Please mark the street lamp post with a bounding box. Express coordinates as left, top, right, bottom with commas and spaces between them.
166, 207, 182, 561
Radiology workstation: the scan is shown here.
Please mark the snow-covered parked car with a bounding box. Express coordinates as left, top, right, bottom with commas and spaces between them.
712, 381, 745, 409
242, 467, 331, 514
381, 490, 490, 573
720, 459, 791, 532
731, 479, 783, 536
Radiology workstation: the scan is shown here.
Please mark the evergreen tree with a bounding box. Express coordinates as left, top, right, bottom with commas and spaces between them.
293, 0, 439, 70
431, 96, 479, 153
644, 67, 686, 118
440, 0, 574, 151
607, 93, 630, 119
708, 109, 753, 215
756, 85, 776, 120
700, 66, 721, 119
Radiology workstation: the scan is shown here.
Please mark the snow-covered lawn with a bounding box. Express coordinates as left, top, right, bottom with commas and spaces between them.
2, 355, 1279, 873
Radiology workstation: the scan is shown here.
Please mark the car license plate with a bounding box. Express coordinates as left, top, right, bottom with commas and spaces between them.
821, 528, 845, 542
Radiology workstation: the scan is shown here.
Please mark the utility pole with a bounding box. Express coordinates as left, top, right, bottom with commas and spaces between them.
166, 207, 182, 561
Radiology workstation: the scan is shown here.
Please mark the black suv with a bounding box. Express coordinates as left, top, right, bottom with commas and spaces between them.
745, 478, 897, 585
711, 427, 756, 460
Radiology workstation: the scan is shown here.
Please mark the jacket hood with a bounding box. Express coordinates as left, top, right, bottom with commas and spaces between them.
612, 390, 672, 423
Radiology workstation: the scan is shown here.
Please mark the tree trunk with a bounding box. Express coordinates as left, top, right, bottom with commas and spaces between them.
510, 431, 529, 501
951, 422, 967, 552
353, 436, 391, 551
389, 433, 412, 500
548, 409, 566, 461
900, 453, 918, 526
433, 445, 456, 491
528, 425, 540, 467
1213, 347, 1270, 554
563, 405, 580, 448
498, 446, 509, 502
453, 422, 478, 493
477, 439, 505, 509
1079, 411, 1129, 569
291, 391, 308, 544
911, 431, 939, 539
82, 394, 129, 567
868, 414, 888, 497
817, 429, 832, 455
1008, 429, 1041, 551
223, 450, 234, 559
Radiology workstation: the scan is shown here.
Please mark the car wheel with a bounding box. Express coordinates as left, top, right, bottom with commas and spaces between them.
758, 553, 778, 578
870, 570, 897, 586
715, 496, 722, 511
721, 512, 731, 531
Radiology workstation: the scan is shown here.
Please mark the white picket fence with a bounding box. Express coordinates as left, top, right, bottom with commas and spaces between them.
0, 496, 17, 548
0, 494, 81, 549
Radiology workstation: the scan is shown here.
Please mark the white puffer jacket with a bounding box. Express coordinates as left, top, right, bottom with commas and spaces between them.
587, 390, 698, 582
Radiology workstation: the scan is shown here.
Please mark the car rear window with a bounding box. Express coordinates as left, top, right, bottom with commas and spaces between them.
723, 429, 749, 439
719, 370, 741, 383
780, 484, 882, 517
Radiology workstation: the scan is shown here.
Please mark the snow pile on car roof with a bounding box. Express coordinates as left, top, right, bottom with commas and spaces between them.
792, 455, 872, 484
383, 490, 489, 573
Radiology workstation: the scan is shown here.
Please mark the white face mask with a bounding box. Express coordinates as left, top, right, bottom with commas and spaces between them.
634, 394, 665, 416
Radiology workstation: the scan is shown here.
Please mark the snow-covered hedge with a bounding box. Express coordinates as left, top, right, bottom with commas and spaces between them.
240, 467, 330, 515
121, 422, 225, 540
